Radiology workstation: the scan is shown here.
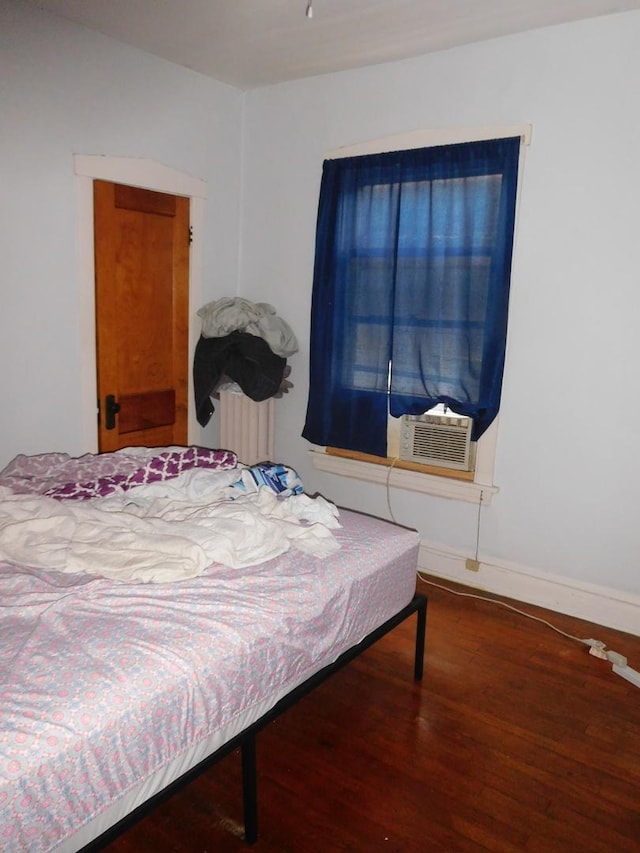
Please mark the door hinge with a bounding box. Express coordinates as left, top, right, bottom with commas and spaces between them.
189, 225, 194, 245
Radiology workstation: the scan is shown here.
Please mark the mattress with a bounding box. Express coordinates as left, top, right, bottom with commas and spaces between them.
0, 452, 419, 852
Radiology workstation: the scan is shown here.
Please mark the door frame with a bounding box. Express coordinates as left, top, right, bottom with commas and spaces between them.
73, 155, 207, 453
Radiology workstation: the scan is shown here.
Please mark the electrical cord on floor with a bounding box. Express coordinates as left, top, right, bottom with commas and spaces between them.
417, 571, 592, 644
383, 449, 638, 688
417, 570, 640, 689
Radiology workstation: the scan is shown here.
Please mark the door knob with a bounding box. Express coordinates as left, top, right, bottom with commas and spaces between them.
105, 395, 121, 430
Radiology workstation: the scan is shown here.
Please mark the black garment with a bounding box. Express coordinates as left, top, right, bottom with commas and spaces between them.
193, 332, 287, 427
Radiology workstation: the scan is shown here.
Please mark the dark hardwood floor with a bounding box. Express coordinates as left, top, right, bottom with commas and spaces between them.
104, 576, 640, 852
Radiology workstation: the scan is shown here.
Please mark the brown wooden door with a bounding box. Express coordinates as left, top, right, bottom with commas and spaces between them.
94, 180, 190, 452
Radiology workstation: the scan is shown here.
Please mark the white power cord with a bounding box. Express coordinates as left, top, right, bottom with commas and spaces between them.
385, 456, 399, 521
383, 446, 638, 689
417, 572, 639, 690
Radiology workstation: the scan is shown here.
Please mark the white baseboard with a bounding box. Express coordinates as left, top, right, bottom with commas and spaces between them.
418, 540, 640, 638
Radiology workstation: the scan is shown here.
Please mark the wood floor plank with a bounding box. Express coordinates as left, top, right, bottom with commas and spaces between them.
102, 576, 640, 852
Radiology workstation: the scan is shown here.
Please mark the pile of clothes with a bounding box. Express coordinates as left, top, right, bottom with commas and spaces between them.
193, 297, 297, 427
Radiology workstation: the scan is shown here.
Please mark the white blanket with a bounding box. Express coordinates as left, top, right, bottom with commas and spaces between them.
0, 469, 341, 583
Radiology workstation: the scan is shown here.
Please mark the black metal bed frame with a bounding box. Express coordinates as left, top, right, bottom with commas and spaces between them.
83, 592, 427, 849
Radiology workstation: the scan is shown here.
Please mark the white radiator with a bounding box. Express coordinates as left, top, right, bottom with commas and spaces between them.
218, 390, 275, 465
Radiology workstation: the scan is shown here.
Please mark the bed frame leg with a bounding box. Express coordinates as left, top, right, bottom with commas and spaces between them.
241, 733, 258, 844
414, 596, 427, 681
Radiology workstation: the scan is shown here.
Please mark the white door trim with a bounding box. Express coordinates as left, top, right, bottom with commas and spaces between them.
73, 155, 207, 452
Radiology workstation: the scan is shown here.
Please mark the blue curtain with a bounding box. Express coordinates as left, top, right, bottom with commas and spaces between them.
303, 137, 520, 458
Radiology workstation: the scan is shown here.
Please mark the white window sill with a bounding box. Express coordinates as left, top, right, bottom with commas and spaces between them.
308, 416, 499, 505
308, 448, 497, 505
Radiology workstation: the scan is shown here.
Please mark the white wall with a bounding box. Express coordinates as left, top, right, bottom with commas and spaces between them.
2, 1, 639, 631
0, 1, 244, 461
239, 11, 640, 624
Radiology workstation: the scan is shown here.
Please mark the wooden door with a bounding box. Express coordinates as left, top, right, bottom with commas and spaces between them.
94, 180, 190, 452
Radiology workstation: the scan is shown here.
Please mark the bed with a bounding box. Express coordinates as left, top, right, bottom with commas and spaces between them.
0, 446, 426, 851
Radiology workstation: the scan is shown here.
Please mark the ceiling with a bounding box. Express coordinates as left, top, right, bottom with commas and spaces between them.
29, 0, 640, 90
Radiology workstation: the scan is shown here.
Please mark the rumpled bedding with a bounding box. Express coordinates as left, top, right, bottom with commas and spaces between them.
0, 448, 341, 582
0, 509, 419, 853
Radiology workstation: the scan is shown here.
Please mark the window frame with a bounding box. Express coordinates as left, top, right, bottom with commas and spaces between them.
307, 124, 531, 504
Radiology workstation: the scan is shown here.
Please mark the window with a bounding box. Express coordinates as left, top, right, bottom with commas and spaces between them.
303, 135, 521, 479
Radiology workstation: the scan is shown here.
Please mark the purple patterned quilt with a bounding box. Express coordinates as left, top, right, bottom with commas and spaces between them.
0, 445, 238, 500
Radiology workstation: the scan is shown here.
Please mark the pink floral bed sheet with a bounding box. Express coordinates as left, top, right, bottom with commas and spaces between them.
0, 450, 420, 852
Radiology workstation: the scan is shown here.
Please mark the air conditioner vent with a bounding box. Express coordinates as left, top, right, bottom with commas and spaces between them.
399, 412, 473, 470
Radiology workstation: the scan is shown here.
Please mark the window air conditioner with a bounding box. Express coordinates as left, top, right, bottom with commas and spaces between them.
399, 411, 473, 471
